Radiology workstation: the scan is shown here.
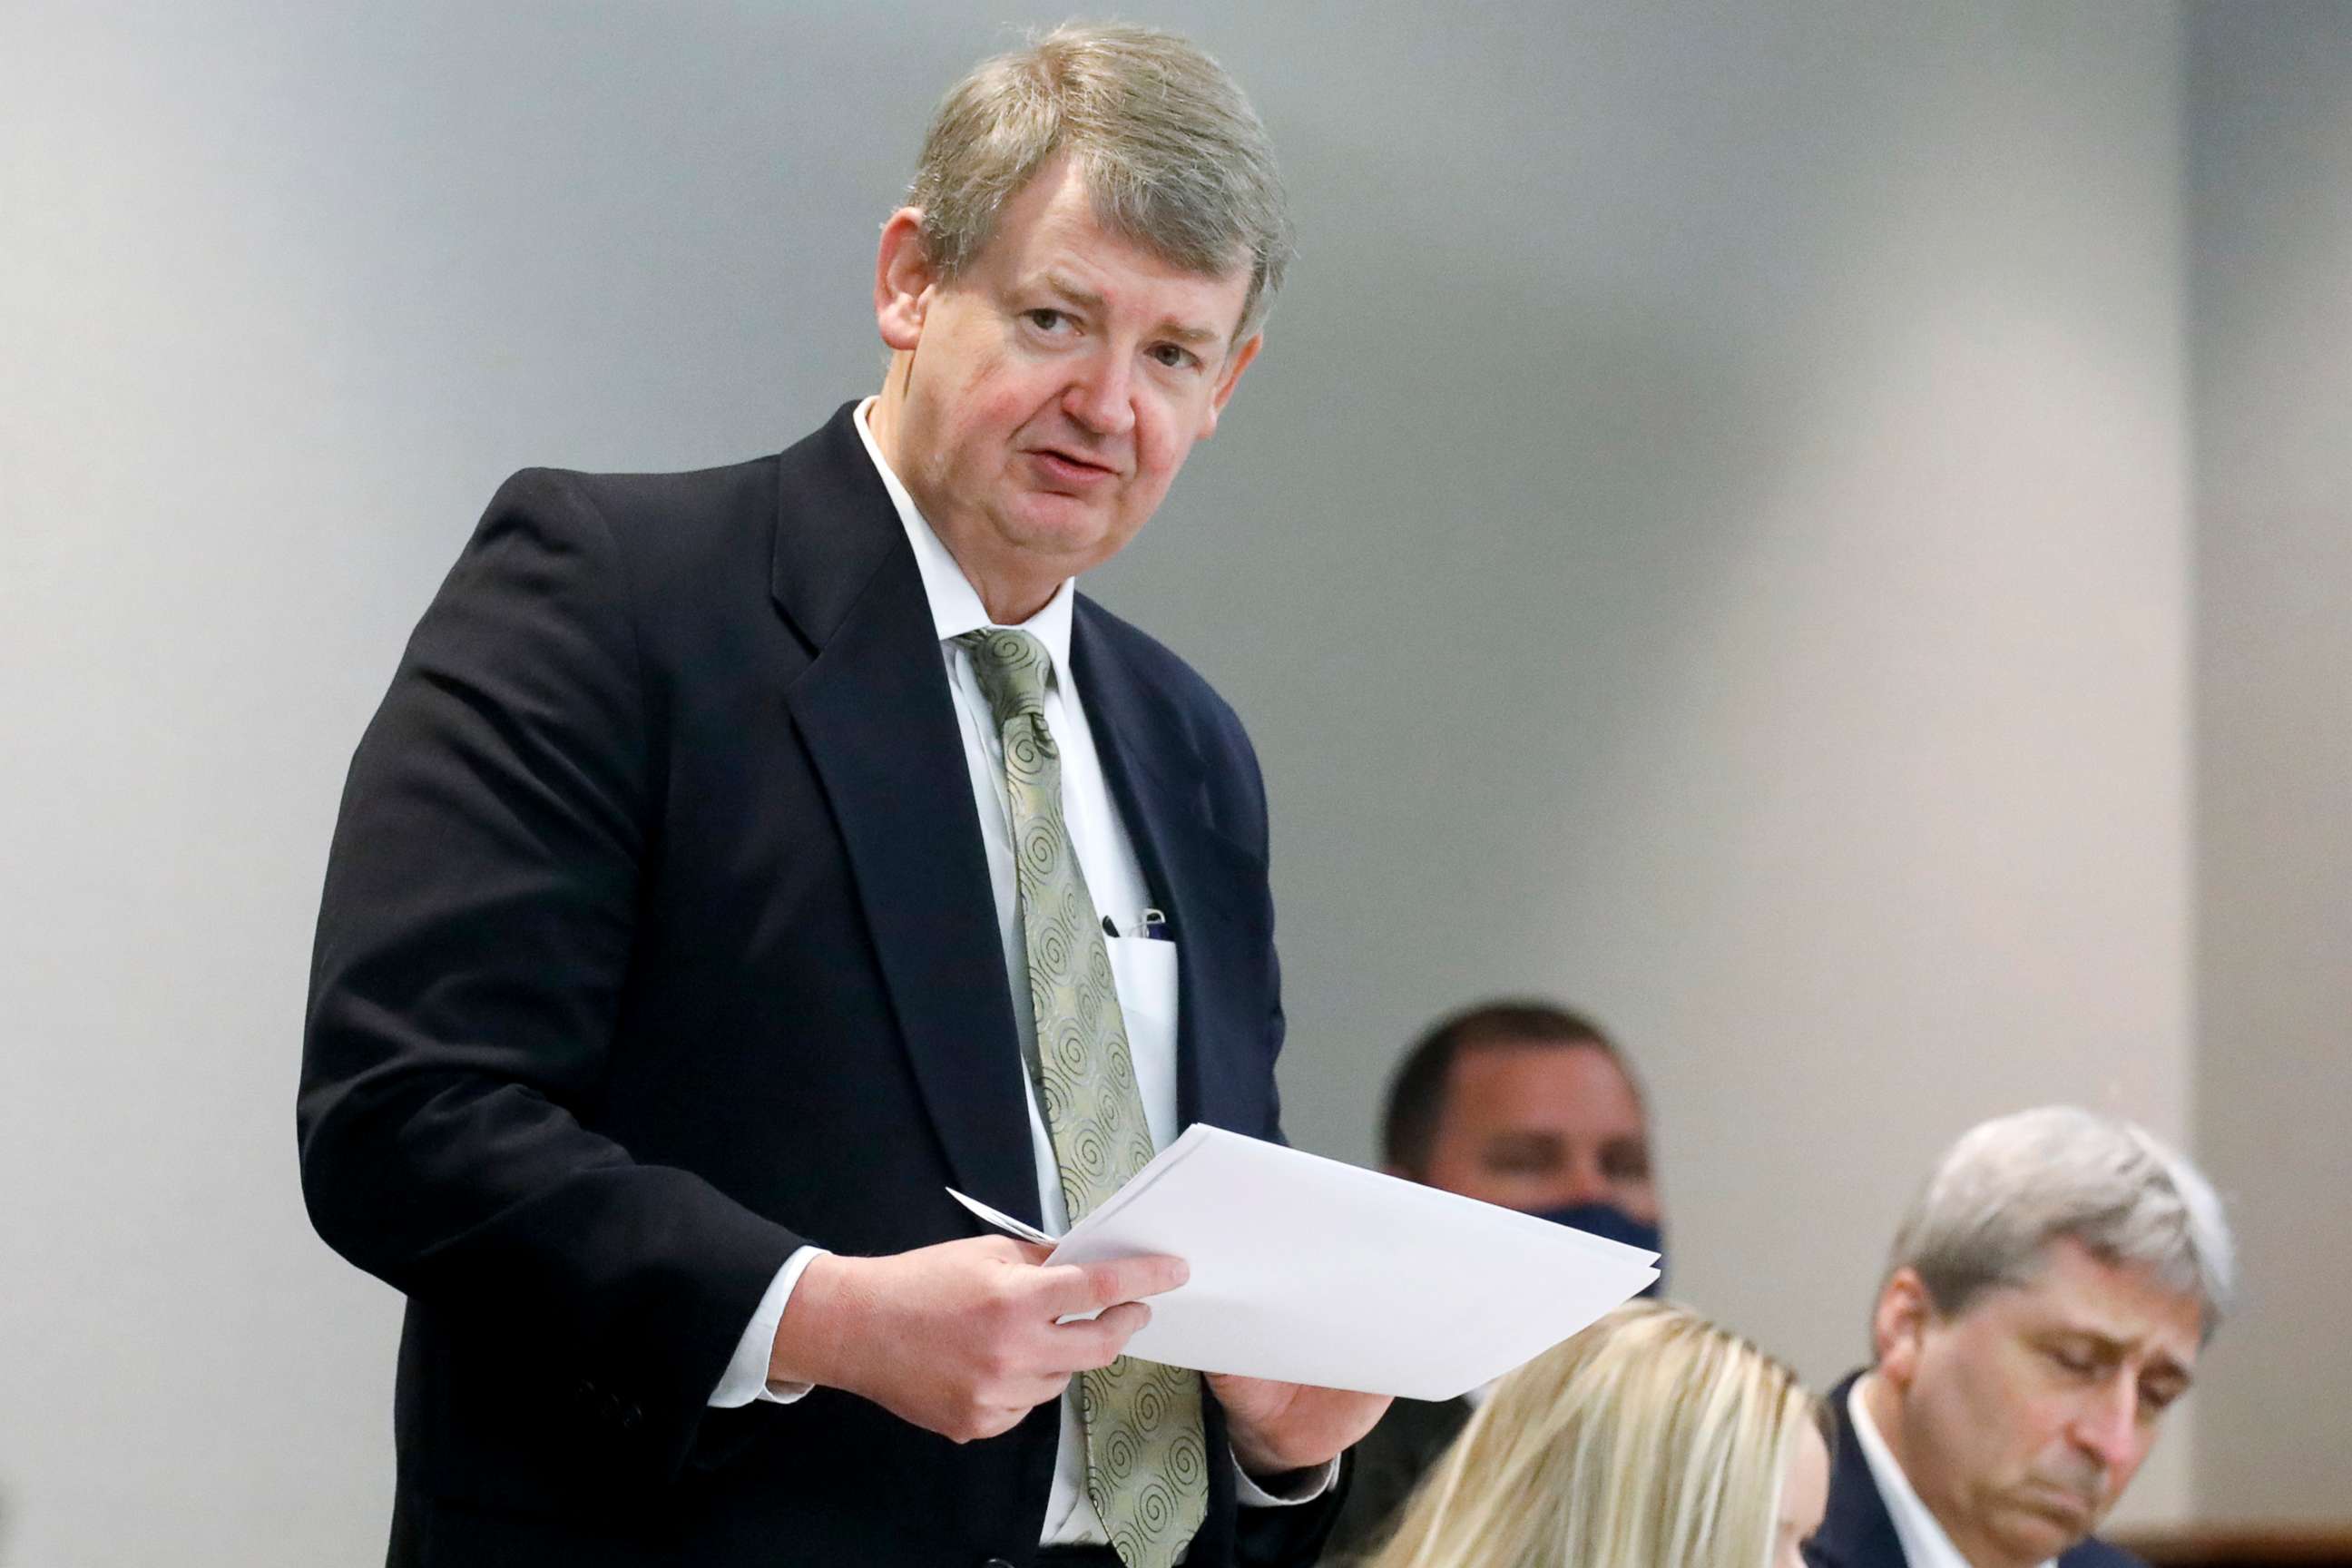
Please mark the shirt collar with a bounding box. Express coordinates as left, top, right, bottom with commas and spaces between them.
853, 396, 1077, 687
1848, 1375, 2055, 1568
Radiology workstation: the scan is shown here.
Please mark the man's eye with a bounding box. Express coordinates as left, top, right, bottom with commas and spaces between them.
1601, 1145, 1651, 1181
1149, 343, 1199, 370
1024, 309, 1068, 332
2046, 1345, 2099, 1376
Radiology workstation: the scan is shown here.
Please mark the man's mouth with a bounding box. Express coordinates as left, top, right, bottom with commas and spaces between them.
1027, 446, 1121, 483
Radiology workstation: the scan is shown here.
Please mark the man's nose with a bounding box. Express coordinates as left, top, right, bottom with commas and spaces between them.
1063, 347, 1136, 436
2067, 1378, 2142, 1475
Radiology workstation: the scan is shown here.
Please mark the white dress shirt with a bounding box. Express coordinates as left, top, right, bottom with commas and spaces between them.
1848, 1375, 2055, 1568
709, 399, 1324, 1544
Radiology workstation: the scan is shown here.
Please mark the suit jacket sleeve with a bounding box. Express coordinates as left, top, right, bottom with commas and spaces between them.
298, 467, 801, 1482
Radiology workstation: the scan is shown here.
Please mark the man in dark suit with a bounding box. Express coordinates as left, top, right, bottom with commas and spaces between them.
1324, 1001, 1663, 1562
1806, 1108, 2234, 1568
299, 24, 1386, 1567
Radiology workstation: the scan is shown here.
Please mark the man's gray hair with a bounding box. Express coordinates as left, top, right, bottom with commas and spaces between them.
906, 22, 1294, 345
1887, 1105, 2237, 1338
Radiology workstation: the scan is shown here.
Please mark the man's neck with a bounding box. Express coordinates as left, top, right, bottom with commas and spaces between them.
1859, 1374, 2042, 1568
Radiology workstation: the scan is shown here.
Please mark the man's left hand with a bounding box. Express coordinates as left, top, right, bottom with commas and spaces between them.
1207, 1373, 1393, 1479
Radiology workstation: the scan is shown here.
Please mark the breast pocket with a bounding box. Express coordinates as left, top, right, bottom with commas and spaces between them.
1103, 933, 1181, 1153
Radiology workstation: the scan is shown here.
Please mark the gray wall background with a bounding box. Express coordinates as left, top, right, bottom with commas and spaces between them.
0, 3, 2337, 1563
2187, 0, 2352, 1525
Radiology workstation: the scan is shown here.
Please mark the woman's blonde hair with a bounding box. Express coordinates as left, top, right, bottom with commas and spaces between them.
1357, 1300, 1819, 1568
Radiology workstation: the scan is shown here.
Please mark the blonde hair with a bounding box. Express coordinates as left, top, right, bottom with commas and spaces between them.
1357, 1301, 1819, 1568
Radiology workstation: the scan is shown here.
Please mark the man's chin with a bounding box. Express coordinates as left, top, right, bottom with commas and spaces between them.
998, 495, 1132, 564
1996, 1489, 2102, 1557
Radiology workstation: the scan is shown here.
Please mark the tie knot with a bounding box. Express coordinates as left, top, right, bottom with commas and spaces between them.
956, 628, 1054, 728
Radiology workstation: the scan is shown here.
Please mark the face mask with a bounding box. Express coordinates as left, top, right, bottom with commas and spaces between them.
1529, 1202, 1666, 1298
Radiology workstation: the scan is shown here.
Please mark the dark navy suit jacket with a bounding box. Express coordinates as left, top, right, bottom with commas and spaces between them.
299, 402, 1333, 1566
1808, 1373, 2145, 1568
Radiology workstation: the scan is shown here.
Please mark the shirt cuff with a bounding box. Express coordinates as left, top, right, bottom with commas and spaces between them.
1231, 1453, 1342, 1507
708, 1246, 828, 1407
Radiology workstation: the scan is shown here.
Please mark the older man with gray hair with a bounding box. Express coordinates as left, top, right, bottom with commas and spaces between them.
1807, 1107, 2235, 1568
301, 22, 1383, 1568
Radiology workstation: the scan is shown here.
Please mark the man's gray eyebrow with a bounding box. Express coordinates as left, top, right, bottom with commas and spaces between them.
1036, 272, 1227, 348
1039, 272, 1106, 312
2051, 1325, 2198, 1377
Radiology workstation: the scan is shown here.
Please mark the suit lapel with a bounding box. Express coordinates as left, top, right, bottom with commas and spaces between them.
772, 406, 1039, 1227
1073, 603, 1265, 1136
1811, 1372, 1911, 1568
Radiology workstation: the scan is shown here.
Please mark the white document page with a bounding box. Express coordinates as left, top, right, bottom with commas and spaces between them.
950, 1123, 1659, 1400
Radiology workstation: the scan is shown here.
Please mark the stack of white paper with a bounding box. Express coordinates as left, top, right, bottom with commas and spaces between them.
951, 1123, 1659, 1400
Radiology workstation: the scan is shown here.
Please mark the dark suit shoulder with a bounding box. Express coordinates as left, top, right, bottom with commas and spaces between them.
485, 454, 781, 570
475, 453, 821, 694
505, 450, 779, 490
495, 396, 865, 555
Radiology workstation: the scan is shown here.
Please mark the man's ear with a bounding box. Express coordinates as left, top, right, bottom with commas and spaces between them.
875, 208, 936, 351
1197, 331, 1263, 439
1873, 1267, 1935, 1387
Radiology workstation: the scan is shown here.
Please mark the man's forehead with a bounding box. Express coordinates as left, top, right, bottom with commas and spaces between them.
1976, 1240, 2205, 1362
971, 162, 1253, 340
1446, 1041, 1644, 1122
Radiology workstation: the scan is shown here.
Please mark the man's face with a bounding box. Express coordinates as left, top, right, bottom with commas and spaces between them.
873, 155, 1259, 612
1875, 1239, 2202, 1568
1408, 1041, 1660, 1221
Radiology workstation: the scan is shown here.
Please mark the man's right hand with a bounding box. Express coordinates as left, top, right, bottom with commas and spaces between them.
766, 1236, 1188, 1443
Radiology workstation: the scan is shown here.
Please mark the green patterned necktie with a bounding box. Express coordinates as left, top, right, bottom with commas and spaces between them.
956, 627, 1209, 1568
